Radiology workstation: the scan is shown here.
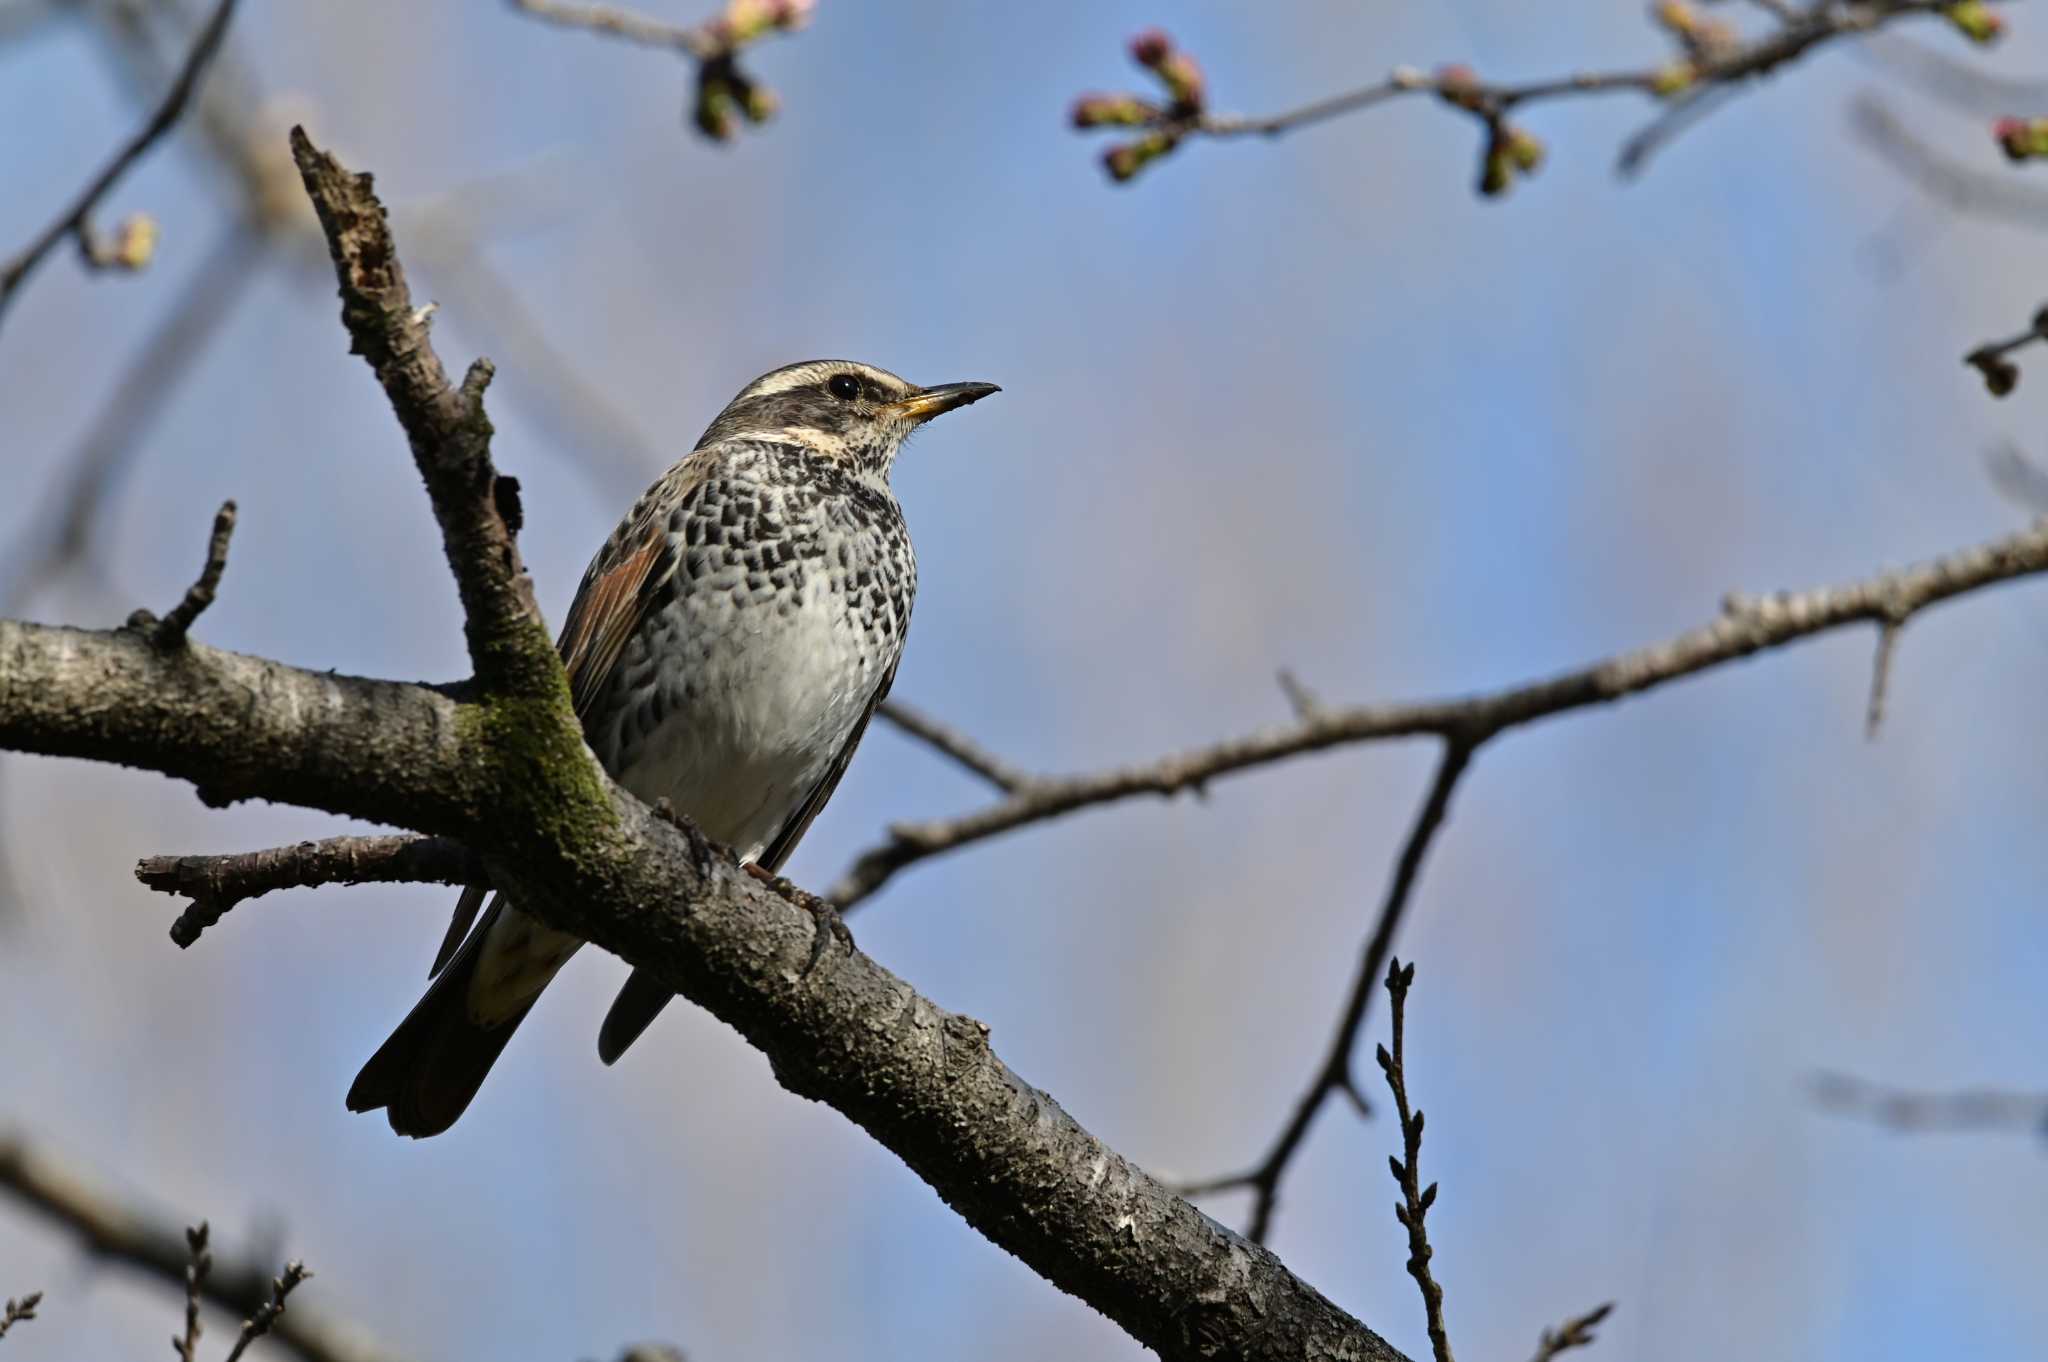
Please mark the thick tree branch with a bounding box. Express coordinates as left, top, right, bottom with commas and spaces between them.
0, 0, 238, 323
0, 1133, 400, 1362
290, 127, 554, 698
0, 134, 1411, 1361
140, 834, 480, 947
0, 613, 1405, 1361
830, 518, 2048, 911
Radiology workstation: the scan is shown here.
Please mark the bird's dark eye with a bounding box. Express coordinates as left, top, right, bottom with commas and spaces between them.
827, 374, 862, 401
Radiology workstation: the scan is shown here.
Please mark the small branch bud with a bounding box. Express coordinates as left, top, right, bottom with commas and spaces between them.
1070, 93, 1162, 129
1102, 130, 1178, 183
1944, 1, 2005, 45
1994, 115, 2048, 162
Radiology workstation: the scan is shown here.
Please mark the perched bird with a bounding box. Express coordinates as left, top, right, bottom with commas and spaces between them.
348, 359, 999, 1137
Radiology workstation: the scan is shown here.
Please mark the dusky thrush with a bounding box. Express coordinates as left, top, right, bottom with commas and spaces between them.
348, 359, 999, 1137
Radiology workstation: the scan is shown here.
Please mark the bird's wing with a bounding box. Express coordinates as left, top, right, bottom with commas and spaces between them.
431, 453, 709, 975
555, 455, 711, 718
595, 657, 899, 1065
758, 656, 900, 874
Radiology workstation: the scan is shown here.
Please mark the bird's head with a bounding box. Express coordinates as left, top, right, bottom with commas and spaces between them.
697, 359, 999, 476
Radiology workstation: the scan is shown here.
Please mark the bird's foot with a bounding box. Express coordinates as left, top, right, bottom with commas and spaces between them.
744, 861, 853, 976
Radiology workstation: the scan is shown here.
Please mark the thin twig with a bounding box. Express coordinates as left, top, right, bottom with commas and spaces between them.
0, 0, 240, 322
136, 500, 237, 649
176, 1222, 211, 1362
0, 1292, 38, 1342
1194, 66, 1651, 141
1809, 1072, 2048, 1136
506, 0, 721, 58
1275, 668, 1324, 723
830, 517, 2048, 912
1172, 739, 1473, 1242
222, 1261, 311, 1362
1865, 615, 1903, 737
877, 700, 1034, 794
1376, 959, 1453, 1362
1074, 0, 2006, 186
137, 834, 482, 947
1964, 306, 2048, 398
0, 1132, 402, 1362
1526, 1303, 1615, 1362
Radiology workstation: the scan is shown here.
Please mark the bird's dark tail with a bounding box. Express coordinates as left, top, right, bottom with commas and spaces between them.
347, 910, 536, 1138
597, 967, 674, 1065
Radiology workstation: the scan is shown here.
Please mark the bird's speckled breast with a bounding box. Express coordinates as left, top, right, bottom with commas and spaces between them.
586, 440, 915, 862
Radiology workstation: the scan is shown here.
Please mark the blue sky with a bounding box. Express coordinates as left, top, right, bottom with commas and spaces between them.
4, 3, 2048, 1360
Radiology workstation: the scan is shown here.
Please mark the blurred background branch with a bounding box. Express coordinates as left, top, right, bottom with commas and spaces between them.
1810, 1073, 2048, 1137
0, 1132, 401, 1362
0, 0, 236, 323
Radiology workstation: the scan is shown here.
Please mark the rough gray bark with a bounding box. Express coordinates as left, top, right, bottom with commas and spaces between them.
0, 613, 1402, 1360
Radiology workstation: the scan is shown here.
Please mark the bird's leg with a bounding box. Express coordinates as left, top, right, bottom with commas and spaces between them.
744, 861, 854, 976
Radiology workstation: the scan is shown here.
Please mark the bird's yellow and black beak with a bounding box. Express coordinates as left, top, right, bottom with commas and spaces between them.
889, 381, 1001, 423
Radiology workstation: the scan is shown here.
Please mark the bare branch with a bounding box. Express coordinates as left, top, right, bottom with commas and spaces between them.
1810, 1072, 2048, 1136
506, 0, 814, 140
0, 609, 1410, 1362
222, 1260, 312, 1362
1527, 1303, 1616, 1362
1275, 668, 1325, 723
177, 1223, 211, 1362
1071, 2, 2010, 189
138, 834, 481, 948
831, 518, 2048, 911
290, 126, 555, 697
1175, 741, 1472, 1241
128, 500, 237, 650
507, 0, 725, 57
0, 1133, 402, 1362
876, 700, 1035, 794
0, 1292, 37, 1342
1865, 616, 1903, 737
0, 0, 239, 323
1377, 959, 1453, 1362
0, 133, 1415, 1356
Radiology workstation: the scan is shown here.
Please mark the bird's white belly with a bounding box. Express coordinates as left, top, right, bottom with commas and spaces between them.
604, 579, 885, 863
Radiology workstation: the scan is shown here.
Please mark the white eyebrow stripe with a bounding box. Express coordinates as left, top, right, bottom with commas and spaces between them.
736, 361, 912, 403
743, 363, 834, 399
